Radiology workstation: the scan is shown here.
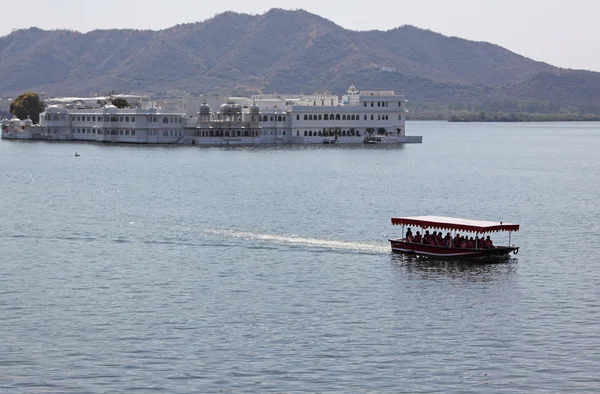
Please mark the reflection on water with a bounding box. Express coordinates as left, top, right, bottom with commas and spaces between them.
390, 254, 518, 282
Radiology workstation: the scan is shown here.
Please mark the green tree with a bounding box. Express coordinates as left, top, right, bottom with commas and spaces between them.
111, 97, 130, 108
9, 92, 44, 124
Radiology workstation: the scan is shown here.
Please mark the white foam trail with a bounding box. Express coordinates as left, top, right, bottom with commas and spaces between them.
202, 228, 389, 253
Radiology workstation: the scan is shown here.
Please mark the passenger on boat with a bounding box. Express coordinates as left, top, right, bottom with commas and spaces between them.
467, 237, 475, 249
485, 236, 494, 248
444, 233, 452, 247
430, 231, 438, 245
423, 230, 431, 244
414, 231, 422, 243
405, 228, 414, 242
454, 233, 461, 246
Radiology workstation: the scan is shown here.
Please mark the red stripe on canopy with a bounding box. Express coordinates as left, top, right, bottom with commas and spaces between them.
391, 216, 519, 233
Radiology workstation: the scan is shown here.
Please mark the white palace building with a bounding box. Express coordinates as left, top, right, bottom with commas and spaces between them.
1, 85, 422, 145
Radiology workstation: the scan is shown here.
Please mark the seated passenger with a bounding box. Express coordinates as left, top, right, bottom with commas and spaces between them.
453, 233, 461, 246
405, 227, 413, 240
467, 237, 475, 249
423, 230, 431, 244
444, 233, 452, 247
414, 231, 422, 243
485, 236, 494, 248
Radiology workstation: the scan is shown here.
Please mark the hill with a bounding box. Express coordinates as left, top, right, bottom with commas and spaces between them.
1, 8, 600, 116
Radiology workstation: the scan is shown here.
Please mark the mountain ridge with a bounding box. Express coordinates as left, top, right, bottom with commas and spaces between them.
2, 8, 600, 114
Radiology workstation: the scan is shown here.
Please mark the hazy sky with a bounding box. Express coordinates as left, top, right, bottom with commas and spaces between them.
2, 0, 598, 72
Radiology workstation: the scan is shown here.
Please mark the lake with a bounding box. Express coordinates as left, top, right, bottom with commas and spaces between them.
1, 121, 599, 392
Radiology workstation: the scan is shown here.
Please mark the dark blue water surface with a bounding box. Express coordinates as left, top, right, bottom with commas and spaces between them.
1, 121, 599, 393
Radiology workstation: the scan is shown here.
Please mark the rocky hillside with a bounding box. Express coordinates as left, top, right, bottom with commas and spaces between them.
1, 8, 600, 113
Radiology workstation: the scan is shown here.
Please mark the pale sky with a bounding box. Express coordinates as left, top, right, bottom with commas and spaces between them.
2, 0, 598, 72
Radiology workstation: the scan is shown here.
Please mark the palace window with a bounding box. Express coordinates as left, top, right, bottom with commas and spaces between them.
371, 115, 374, 120
371, 102, 374, 107
163, 117, 169, 124
364, 102, 367, 107
324, 114, 329, 120
297, 115, 300, 120
336, 114, 340, 120
318, 115, 322, 120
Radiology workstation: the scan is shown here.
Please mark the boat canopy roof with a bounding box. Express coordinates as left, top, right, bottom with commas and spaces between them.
391, 216, 519, 233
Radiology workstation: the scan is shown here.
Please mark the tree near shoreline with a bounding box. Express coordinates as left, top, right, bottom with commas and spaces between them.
110, 97, 130, 108
9, 92, 44, 124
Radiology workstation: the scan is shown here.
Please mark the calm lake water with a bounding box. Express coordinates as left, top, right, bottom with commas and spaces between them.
1, 121, 599, 393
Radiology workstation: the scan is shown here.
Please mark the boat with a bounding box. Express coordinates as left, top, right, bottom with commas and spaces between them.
1, 85, 423, 146
364, 135, 386, 144
75, 153, 80, 157
388, 216, 519, 259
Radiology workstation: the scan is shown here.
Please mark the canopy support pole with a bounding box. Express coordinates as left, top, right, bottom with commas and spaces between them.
509, 231, 512, 246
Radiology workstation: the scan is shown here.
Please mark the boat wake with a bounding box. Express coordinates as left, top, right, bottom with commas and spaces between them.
201, 228, 389, 254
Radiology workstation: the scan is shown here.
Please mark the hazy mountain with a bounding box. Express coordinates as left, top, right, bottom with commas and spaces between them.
2, 8, 600, 113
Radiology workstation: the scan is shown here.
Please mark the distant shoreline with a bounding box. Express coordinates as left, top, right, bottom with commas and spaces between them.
408, 113, 600, 122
